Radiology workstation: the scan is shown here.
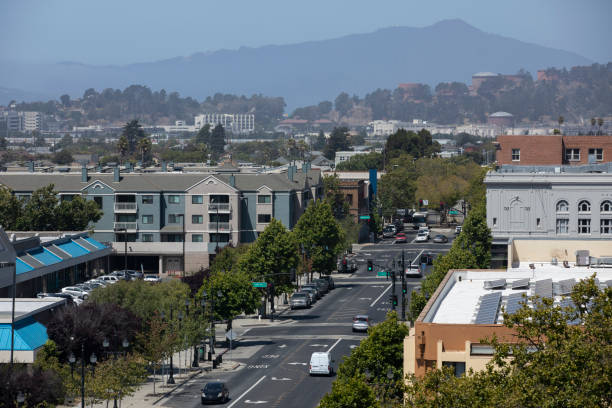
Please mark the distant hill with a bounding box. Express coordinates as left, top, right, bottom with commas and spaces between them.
0, 19, 592, 108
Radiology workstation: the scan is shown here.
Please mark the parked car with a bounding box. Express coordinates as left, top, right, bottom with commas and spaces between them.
290, 293, 311, 310
110, 270, 132, 280
405, 265, 422, 277
395, 232, 408, 244
420, 252, 435, 265
382, 225, 396, 238
309, 352, 334, 376
37, 292, 77, 304
393, 219, 404, 232
320, 275, 335, 290
302, 284, 321, 299
87, 279, 107, 287
126, 270, 144, 279
433, 234, 449, 243
455, 225, 462, 235
98, 275, 120, 284
61, 286, 89, 299
415, 231, 430, 242
352, 315, 370, 332
201, 382, 229, 404
144, 274, 162, 283
300, 287, 317, 303
314, 279, 330, 294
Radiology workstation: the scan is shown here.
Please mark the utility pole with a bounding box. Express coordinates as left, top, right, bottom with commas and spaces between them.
401, 251, 406, 321
390, 267, 397, 311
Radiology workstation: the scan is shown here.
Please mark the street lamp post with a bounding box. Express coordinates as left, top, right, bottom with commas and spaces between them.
202, 290, 222, 360
192, 298, 206, 368
103, 336, 130, 408
67, 339, 98, 408
115, 228, 128, 272
161, 308, 176, 384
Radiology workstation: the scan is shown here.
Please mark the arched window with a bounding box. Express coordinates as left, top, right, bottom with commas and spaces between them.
578, 200, 591, 213
601, 200, 612, 213
556, 200, 569, 213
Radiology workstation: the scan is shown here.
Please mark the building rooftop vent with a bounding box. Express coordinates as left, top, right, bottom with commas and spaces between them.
511, 278, 530, 290
484, 279, 506, 290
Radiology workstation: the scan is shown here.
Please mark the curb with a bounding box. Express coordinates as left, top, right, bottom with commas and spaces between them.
152, 368, 204, 405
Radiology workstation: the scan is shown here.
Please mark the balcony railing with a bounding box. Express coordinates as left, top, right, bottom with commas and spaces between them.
207, 203, 231, 213
114, 202, 137, 212
113, 222, 138, 231
208, 222, 231, 231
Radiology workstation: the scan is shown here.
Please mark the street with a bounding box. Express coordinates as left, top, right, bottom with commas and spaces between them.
160, 228, 453, 408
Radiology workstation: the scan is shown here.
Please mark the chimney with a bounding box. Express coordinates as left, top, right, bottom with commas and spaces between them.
161, 161, 167, 172
113, 166, 120, 182
229, 174, 235, 188
27, 161, 34, 172
81, 164, 88, 182
288, 166, 294, 182
97, 162, 102, 173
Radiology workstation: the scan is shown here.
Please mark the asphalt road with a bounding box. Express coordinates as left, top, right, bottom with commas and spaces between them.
167, 228, 454, 408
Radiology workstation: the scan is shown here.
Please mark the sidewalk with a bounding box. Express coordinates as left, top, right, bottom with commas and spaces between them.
62, 302, 293, 408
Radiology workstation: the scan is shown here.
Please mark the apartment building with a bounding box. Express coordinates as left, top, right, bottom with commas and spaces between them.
0, 164, 322, 275
495, 135, 612, 166
1, 111, 42, 132
194, 113, 255, 134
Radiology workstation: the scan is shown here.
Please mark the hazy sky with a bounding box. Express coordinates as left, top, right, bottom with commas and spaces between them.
1, 0, 611, 65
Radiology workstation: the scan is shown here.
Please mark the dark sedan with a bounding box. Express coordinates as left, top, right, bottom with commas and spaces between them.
432, 234, 449, 243
201, 382, 229, 404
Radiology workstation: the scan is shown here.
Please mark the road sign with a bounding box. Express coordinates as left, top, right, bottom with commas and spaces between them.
225, 329, 238, 341
377, 271, 388, 277
423, 199, 429, 205
449, 210, 459, 215
252, 282, 267, 288
359, 215, 371, 220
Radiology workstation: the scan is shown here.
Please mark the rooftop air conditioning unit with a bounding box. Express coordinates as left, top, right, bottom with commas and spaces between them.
576, 250, 590, 266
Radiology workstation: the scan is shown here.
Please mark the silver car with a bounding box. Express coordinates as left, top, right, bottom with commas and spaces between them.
300, 287, 317, 304
352, 315, 370, 332
290, 292, 311, 310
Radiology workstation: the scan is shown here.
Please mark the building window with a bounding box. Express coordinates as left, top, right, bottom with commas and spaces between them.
192, 195, 203, 204
556, 200, 569, 213
556, 219, 569, 234
588, 148, 603, 161
536, 218, 541, 228
257, 214, 271, 224
578, 219, 591, 234
565, 148, 580, 161
142, 215, 153, 224
493, 217, 497, 227
192, 234, 204, 242
578, 200, 591, 213
142, 195, 153, 204
442, 361, 466, 377
511, 148, 520, 161
210, 233, 230, 243
168, 214, 183, 224
601, 219, 612, 235
601, 200, 612, 213
93, 196, 103, 209
142, 233, 153, 242
192, 214, 203, 224
258, 195, 272, 204
168, 195, 180, 204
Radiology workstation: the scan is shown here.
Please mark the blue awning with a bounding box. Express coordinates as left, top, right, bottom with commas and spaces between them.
0, 317, 48, 351
83, 237, 107, 250
28, 247, 62, 266
16, 258, 34, 275
56, 241, 90, 257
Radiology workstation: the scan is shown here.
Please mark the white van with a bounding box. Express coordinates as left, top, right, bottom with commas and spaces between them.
309, 352, 334, 376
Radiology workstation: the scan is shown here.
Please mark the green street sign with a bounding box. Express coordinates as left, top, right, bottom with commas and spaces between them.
377, 271, 388, 277
449, 210, 459, 215
359, 215, 371, 220
252, 282, 267, 288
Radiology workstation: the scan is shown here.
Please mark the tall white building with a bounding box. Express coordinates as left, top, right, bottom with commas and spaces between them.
195, 113, 255, 134
2, 111, 42, 132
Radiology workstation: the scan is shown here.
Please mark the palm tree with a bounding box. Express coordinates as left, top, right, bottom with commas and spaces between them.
137, 137, 152, 164
117, 135, 129, 161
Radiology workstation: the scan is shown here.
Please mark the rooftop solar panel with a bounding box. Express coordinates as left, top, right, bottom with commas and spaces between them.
511, 278, 530, 289
559, 298, 581, 325
505, 293, 526, 315
534, 279, 553, 298
475, 292, 502, 324
484, 279, 506, 289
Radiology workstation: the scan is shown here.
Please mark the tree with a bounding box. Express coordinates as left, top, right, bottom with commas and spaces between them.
323, 174, 349, 219
120, 119, 146, 155
55, 134, 73, 150
0, 186, 23, 230
136, 312, 176, 395
209, 124, 226, 159
194, 123, 211, 146
0, 363, 65, 408
294, 200, 344, 277
60, 94, 71, 107
334, 92, 353, 117
385, 129, 440, 161
335, 152, 383, 171
55, 194, 103, 230
238, 219, 299, 292
379, 156, 418, 217
53, 149, 74, 165
0, 136, 7, 150
312, 130, 326, 151
323, 127, 351, 160
17, 184, 59, 230
117, 135, 129, 159
137, 136, 152, 164
319, 374, 380, 408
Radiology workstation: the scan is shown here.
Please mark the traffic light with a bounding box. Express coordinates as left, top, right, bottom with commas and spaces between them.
392, 294, 398, 307
367, 259, 373, 272
402, 282, 407, 294
390, 271, 396, 282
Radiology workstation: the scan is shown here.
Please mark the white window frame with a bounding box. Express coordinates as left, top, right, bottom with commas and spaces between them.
511, 148, 520, 161
192, 214, 203, 224
578, 200, 591, 213
588, 148, 603, 161
556, 218, 569, 234
600, 200, 612, 213
601, 219, 612, 235
578, 218, 591, 235
556, 200, 569, 213
565, 148, 580, 161
168, 195, 180, 204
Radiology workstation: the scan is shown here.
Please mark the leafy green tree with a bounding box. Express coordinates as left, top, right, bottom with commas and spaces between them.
209, 124, 226, 159
121, 119, 146, 155
334, 92, 353, 117
137, 136, 152, 164
17, 184, 59, 230
379, 156, 418, 217
319, 374, 380, 408
323, 174, 349, 219
117, 135, 129, 159
294, 200, 344, 277
136, 312, 177, 395
53, 149, 74, 165
238, 219, 299, 292
0, 186, 23, 230
324, 127, 351, 160
0, 136, 8, 150
385, 129, 440, 161
55, 134, 73, 150
335, 152, 383, 171
312, 130, 326, 151
55, 194, 103, 230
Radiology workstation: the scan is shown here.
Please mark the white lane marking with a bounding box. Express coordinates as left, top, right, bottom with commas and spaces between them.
245, 400, 268, 404
288, 362, 308, 365
372, 285, 384, 288
327, 338, 342, 353
261, 354, 279, 358
278, 344, 287, 348
271, 377, 292, 381
227, 375, 266, 408
359, 297, 373, 300
412, 249, 425, 267
350, 345, 357, 349
370, 284, 392, 307
309, 344, 328, 347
